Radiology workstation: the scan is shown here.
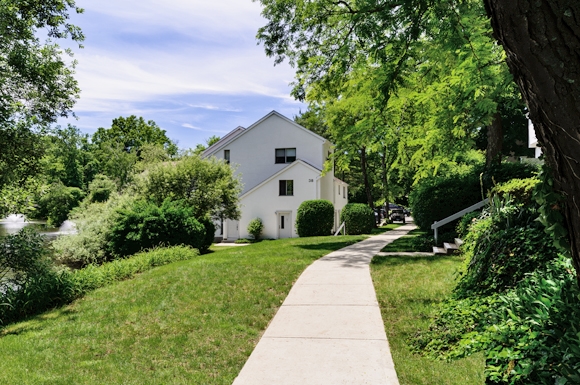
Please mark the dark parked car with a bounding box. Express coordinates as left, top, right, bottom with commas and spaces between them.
390, 209, 406, 223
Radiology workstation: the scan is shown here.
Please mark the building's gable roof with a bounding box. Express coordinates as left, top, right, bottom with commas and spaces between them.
202, 126, 245, 157
240, 159, 321, 199
203, 111, 327, 157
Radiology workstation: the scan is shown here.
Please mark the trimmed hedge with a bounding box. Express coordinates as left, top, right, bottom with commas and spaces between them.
0, 246, 199, 327
410, 162, 537, 232
296, 200, 334, 237
340, 203, 374, 235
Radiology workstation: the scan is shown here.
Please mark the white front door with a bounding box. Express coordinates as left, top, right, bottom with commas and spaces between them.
226, 220, 239, 240
278, 212, 292, 239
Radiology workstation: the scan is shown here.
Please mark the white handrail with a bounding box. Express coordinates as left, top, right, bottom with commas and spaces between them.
431, 198, 489, 242
334, 222, 346, 236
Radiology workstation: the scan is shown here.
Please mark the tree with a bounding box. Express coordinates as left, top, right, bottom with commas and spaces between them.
482, 1, 580, 281
138, 155, 241, 221
0, 0, 84, 189
92, 116, 178, 159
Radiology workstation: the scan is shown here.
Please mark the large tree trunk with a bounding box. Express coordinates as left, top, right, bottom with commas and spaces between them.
483, 1, 580, 279
486, 112, 503, 168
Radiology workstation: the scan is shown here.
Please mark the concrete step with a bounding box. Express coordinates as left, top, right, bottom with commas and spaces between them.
433, 246, 447, 254
444, 242, 459, 253
454, 238, 464, 247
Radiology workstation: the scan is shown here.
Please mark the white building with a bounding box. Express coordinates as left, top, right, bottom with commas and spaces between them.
203, 111, 348, 240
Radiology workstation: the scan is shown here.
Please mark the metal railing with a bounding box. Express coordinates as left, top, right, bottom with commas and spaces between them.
431, 198, 489, 243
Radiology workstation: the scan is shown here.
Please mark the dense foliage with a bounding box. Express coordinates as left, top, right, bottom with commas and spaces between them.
0, 245, 199, 327
139, 155, 241, 221
37, 183, 84, 226
295, 200, 334, 237
0, 0, 83, 189
247, 218, 264, 240
107, 199, 208, 258
411, 179, 579, 384
409, 162, 537, 231
340, 203, 374, 235
51, 193, 135, 267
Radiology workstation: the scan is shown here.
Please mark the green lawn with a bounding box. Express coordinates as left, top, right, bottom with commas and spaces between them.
371, 254, 484, 385
381, 228, 428, 252
0, 235, 366, 385
371, 223, 403, 235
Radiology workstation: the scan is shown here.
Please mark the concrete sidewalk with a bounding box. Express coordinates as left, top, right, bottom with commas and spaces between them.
232, 223, 417, 385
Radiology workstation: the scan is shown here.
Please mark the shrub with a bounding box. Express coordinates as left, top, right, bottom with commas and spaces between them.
247, 218, 264, 240
456, 211, 480, 238
87, 174, 116, 203
37, 183, 84, 226
0, 246, 199, 327
197, 216, 216, 252
107, 199, 206, 258
340, 203, 374, 235
138, 155, 242, 221
295, 200, 334, 237
0, 227, 52, 287
52, 193, 135, 267
409, 162, 538, 232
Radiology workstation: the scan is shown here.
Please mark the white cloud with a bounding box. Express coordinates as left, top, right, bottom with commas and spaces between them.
181, 123, 201, 130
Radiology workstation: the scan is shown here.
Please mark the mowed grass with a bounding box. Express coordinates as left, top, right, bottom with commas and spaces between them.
381, 228, 427, 252
370, 223, 403, 235
370, 254, 484, 385
0, 235, 366, 385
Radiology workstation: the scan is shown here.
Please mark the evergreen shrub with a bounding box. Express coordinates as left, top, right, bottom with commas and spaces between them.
340, 203, 374, 235
87, 174, 116, 203
295, 200, 334, 237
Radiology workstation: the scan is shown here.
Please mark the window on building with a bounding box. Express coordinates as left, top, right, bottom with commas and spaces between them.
338, 185, 340, 195
275, 148, 296, 163
343, 186, 346, 198
279, 180, 294, 196
224, 149, 230, 164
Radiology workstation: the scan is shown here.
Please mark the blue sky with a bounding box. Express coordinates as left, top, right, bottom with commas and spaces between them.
58, 0, 306, 150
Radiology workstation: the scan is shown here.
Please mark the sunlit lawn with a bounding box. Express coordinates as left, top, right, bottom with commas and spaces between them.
371, 254, 484, 385
0, 235, 366, 385
381, 228, 428, 252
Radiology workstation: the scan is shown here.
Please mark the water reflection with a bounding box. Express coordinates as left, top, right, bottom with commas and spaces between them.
0, 215, 76, 238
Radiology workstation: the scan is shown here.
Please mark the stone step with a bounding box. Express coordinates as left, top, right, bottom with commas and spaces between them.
455, 238, 464, 247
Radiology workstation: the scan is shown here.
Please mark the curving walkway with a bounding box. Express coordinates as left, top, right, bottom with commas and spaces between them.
232, 223, 417, 385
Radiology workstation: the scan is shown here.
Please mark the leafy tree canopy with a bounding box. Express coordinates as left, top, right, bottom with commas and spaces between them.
92, 116, 178, 158
0, 0, 84, 188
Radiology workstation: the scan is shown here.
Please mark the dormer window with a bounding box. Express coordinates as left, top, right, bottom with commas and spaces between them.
224, 149, 230, 164
275, 148, 296, 163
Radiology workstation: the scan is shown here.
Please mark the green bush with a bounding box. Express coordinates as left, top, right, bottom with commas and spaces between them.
456, 211, 480, 238
107, 199, 206, 258
197, 216, 216, 252
0, 246, 199, 327
247, 218, 264, 240
340, 203, 374, 235
295, 200, 334, 237
52, 193, 135, 267
409, 162, 537, 232
87, 174, 116, 203
37, 183, 84, 226
0, 227, 52, 287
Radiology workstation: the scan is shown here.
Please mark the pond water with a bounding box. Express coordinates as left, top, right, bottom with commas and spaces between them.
0, 214, 76, 238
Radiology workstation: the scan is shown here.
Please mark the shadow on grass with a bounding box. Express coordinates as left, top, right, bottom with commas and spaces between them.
371, 254, 454, 267
296, 240, 361, 252
1, 307, 78, 337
